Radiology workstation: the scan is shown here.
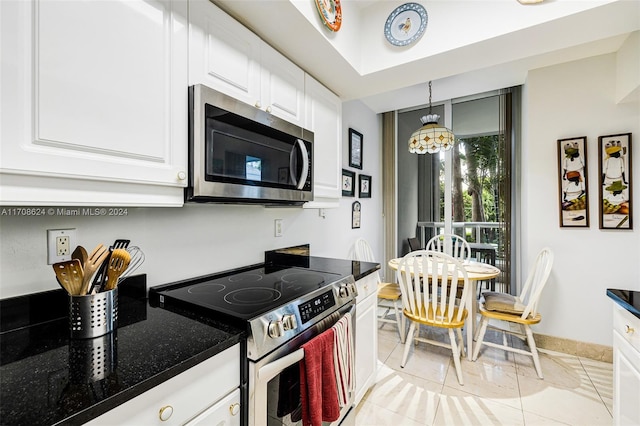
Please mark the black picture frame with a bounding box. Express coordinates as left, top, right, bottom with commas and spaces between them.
352, 201, 361, 229
557, 137, 589, 228
342, 169, 355, 197
349, 128, 363, 169
359, 174, 371, 198
598, 133, 632, 230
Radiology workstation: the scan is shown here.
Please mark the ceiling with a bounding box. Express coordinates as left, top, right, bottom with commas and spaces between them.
213, 0, 639, 113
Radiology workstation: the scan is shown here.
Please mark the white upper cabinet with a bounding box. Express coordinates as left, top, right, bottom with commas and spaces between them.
0, 0, 189, 206
304, 75, 342, 207
188, 0, 305, 127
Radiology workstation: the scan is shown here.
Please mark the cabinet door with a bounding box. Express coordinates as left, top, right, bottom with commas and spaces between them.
304, 75, 342, 207
188, 0, 261, 107
260, 45, 305, 127
613, 331, 640, 426
0, 0, 188, 205
354, 291, 378, 405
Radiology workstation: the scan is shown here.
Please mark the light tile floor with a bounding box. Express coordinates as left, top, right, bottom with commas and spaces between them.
355, 320, 613, 426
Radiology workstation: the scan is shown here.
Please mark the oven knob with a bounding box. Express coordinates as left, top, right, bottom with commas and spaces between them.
282, 314, 297, 331
339, 284, 349, 298
268, 320, 285, 338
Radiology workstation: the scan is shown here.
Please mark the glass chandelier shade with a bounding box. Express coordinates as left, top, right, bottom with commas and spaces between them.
408, 82, 455, 154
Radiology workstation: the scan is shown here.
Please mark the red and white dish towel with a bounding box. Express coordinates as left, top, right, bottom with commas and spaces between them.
332, 312, 353, 408
299, 312, 354, 426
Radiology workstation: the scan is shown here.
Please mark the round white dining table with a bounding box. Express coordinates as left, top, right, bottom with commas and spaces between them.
387, 258, 501, 360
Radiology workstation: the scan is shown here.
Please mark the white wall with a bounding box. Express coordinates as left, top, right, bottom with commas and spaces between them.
0, 101, 383, 299
522, 52, 639, 347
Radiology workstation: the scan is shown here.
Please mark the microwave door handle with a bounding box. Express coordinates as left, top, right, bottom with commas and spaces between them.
254, 348, 305, 423
289, 139, 309, 190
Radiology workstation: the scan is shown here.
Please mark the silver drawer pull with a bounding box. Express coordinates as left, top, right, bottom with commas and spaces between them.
229, 402, 240, 416
159, 405, 173, 421
625, 325, 635, 334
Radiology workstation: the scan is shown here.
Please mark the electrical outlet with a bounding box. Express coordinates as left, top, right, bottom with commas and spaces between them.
274, 219, 283, 237
47, 229, 77, 264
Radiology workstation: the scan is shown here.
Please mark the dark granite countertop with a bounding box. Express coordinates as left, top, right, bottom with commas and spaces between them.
607, 288, 640, 320
0, 278, 245, 426
0, 252, 379, 426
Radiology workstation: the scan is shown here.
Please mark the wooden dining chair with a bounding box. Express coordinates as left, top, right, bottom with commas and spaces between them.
397, 250, 470, 385
353, 238, 405, 343
426, 234, 471, 263
472, 248, 554, 379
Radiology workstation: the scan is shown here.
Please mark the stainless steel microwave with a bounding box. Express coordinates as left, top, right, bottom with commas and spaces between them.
187, 84, 313, 205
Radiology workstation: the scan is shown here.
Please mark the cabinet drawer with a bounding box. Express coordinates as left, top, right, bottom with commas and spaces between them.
87, 344, 240, 425
356, 273, 378, 303
613, 304, 640, 353
186, 388, 241, 426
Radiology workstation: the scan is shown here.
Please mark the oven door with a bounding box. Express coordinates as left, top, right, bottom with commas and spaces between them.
250, 303, 356, 426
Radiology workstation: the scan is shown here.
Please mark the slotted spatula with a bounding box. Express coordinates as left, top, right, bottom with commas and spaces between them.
53, 259, 84, 295
104, 249, 131, 291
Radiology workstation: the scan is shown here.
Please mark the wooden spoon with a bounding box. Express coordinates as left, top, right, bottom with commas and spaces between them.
71, 245, 88, 269
81, 244, 110, 295
104, 249, 131, 291
53, 260, 84, 295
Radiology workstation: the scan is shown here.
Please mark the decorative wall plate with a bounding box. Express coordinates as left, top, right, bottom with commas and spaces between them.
315, 0, 342, 32
384, 2, 428, 46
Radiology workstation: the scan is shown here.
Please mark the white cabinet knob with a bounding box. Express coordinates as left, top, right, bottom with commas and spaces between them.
229, 402, 240, 416
159, 405, 173, 421
177, 171, 186, 181
265, 105, 272, 113
255, 101, 261, 109
625, 325, 635, 334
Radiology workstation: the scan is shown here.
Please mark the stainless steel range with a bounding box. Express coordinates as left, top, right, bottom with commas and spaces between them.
151, 247, 357, 426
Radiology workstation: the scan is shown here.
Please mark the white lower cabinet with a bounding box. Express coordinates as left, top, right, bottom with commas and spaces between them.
613, 305, 640, 426
0, 0, 188, 206
354, 273, 378, 405
87, 344, 240, 425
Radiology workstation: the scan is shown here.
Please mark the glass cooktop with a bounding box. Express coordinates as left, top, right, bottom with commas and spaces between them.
157, 267, 343, 320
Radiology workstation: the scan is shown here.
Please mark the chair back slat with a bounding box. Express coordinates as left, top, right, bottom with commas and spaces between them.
353, 238, 383, 285
396, 250, 469, 325
519, 248, 554, 319
426, 234, 471, 263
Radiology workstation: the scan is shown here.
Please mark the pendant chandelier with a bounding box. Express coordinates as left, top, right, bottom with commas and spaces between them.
408, 81, 455, 154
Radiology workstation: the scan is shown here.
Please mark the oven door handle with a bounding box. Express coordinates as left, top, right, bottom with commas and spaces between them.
254, 348, 304, 424
258, 347, 304, 383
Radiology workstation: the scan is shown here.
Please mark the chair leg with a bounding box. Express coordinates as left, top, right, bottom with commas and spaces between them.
472, 317, 489, 361
393, 300, 405, 343
524, 325, 543, 379
401, 322, 416, 368
456, 327, 466, 358
449, 328, 464, 385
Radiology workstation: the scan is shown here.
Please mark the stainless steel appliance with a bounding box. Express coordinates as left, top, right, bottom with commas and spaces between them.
188, 84, 314, 205
151, 260, 357, 426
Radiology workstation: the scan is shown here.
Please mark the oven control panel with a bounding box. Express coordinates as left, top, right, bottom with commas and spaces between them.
298, 290, 336, 324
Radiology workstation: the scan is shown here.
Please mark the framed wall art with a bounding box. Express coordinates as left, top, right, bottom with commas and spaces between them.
349, 128, 363, 169
598, 133, 632, 229
352, 201, 361, 229
359, 174, 371, 198
557, 137, 589, 227
342, 169, 355, 197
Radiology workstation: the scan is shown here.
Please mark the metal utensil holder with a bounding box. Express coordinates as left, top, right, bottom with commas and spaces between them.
69, 288, 118, 339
